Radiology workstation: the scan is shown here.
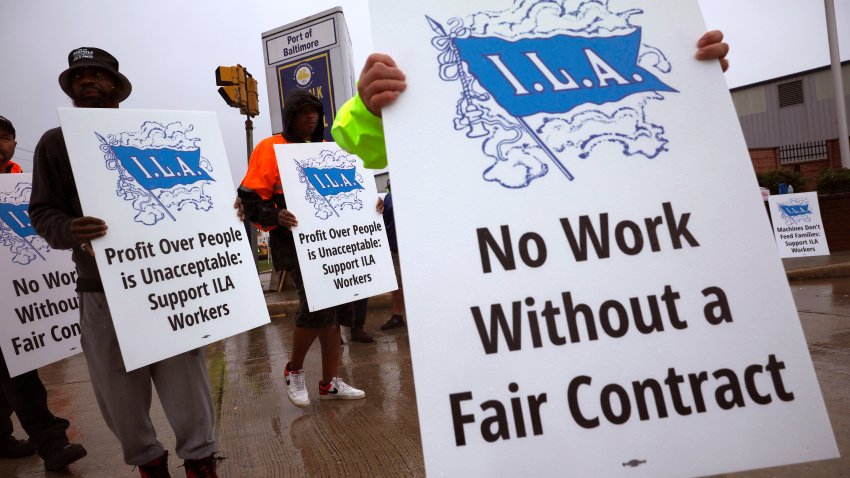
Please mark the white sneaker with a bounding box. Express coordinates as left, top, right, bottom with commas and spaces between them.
319, 377, 365, 400
285, 363, 309, 407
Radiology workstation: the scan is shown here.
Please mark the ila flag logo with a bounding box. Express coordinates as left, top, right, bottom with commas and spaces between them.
454, 29, 676, 117
0, 203, 35, 237
778, 199, 814, 225
779, 204, 812, 218
0, 181, 49, 265
97, 122, 216, 226
428, 0, 678, 189
110, 146, 214, 191
296, 149, 365, 220
302, 166, 365, 197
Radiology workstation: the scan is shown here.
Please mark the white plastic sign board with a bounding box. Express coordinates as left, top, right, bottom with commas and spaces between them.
275, 142, 397, 311
58, 108, 270, 371
0, 174, 81, 376
768, 192, 830, 258
265, 16, 338, 65
370, 0, 838, 476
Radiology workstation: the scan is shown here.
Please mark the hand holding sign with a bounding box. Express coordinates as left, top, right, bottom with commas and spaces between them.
69, 216, 108, 241
357, 53, 407, 117
695, 30, 730, 71
277, 209, 298, 229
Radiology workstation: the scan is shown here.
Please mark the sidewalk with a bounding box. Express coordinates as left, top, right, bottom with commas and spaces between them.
0, 290, 419, 478
783, 250, 850, 281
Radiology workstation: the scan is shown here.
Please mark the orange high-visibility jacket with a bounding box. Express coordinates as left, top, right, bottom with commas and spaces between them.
2, 161, 22, 174
240, 135, 286, 205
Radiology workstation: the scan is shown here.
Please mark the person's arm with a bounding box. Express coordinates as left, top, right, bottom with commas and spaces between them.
237, 187, 279, 228
331, 53, 407, 169
29, 128, 107, 250
238, 188, 298, 230
238, 138, 298, 230
332, 93, 389, 169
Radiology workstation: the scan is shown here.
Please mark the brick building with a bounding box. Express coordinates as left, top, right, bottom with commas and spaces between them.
731, 60, 849, 185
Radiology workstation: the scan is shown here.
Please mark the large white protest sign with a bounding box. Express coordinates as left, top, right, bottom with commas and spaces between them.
371, 0, 838, 476
768, 192, 830, 258
0, 174, 81, 377
58, 108, 270, 371
275, 142, 397, 311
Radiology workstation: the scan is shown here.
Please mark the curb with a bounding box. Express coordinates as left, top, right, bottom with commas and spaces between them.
267, 300, 298, 318
266, 291, 394, 318
787, 263, 850, 281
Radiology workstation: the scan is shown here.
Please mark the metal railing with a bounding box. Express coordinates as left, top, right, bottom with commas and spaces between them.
779, 140, 828, 164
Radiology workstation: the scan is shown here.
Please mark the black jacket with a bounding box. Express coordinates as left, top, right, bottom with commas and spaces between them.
238, 89, 326, 271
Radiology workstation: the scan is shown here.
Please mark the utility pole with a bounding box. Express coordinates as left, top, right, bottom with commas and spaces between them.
824, 0, 850, 169
215, 64, 262, 265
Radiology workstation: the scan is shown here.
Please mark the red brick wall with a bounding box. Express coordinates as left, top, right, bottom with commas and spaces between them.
749, 148, 778, 173
827, 139, 844, 169
749, 137, 848, 191
821, 192, 850, 252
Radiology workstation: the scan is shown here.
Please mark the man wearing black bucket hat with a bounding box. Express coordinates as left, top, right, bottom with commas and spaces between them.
30, 47, 219, 477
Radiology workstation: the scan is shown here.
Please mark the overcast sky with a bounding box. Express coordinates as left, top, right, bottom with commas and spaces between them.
2, 0, 848, 182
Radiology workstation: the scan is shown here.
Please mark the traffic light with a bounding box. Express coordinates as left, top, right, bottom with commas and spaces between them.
215, 65, 246, 109
243, 75, 260, 117
215, 65, 259, 117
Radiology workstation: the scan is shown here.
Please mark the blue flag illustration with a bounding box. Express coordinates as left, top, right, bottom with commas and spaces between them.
302, 167, 364, 196
454, 28, 676, 117
0, 203, 35, 237
780, 204, 812, 217
111, 146, 214, 190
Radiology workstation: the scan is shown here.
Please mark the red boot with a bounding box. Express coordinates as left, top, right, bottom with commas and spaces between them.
184, 454, 219, 478
138, 451, 170, 478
